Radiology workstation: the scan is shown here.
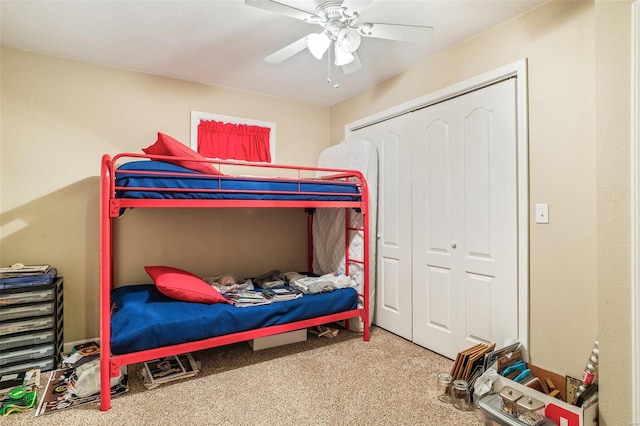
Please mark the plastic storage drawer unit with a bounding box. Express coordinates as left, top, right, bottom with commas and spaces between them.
0, 288, 55, 306
0, 277, 63, 374
0, 317, 54, 335
0, 302, 54, 322
0, 358, 55, 376
0, 329, 55, 351
0, 344, 55, 366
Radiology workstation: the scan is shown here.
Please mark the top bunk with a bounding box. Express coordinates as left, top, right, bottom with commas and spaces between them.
101, 152, 369, 217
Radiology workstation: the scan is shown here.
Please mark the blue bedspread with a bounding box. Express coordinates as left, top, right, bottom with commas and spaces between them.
115, 161, 361, 201
110, 284, 358, 354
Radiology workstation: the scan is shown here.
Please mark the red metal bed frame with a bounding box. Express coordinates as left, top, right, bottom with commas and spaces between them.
99, 153, 370, 411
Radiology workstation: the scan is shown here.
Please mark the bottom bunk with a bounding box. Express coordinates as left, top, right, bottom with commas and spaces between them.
110, 284, 359, 354
100, 283, 368, 411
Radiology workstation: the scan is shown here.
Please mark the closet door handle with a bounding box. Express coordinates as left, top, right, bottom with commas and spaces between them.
450, 241, 457, 249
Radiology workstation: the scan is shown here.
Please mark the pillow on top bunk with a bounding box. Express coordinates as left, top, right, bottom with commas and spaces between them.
142, 132, 223, 175
144, 265, 228, 304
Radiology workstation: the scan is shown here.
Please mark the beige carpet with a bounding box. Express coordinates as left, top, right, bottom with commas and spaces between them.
6, 326, 485, 425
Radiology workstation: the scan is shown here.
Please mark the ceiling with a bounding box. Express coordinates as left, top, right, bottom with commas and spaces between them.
0, 0, 545, 107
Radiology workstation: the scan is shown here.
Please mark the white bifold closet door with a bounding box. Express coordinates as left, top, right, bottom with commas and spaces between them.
411, 78, 518, 358
351, 78, 518, 359
354, 112, 415, 341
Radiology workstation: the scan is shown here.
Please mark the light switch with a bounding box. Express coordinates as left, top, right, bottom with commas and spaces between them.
535, 203, 549, 224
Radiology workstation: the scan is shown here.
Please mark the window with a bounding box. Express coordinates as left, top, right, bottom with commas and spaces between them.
190, 111, 276, 163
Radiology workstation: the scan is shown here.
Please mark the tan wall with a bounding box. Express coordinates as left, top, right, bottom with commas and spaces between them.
0, 48, 330, 343
331, 0, 630, 423
595, 1, 633, 425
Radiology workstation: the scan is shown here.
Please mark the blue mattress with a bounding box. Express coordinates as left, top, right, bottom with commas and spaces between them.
115, 161, 361, 201
110, 284, 358, 354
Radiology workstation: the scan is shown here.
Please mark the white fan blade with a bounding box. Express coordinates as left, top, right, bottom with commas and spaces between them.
362, 23, 434, 43
342, 52, 362, 74
265, 36, 309, 64
244, 0, 316, 21
341, 0, 373, 15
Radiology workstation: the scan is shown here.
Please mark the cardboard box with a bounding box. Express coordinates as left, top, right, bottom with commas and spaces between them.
248, 329, 307, 351
489, 376, 598, 426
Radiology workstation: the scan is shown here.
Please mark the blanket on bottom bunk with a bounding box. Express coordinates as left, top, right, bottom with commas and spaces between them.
110, 284, 358, 354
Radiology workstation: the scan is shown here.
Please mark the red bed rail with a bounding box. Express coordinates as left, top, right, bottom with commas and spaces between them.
99, 153, 370, 411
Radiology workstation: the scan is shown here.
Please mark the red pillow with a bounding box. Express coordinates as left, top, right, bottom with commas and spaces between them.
142, 132, 222, 175
144, 266, 228, 304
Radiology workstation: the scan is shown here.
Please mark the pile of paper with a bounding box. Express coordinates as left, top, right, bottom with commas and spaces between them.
139, 353, 200, 390
262, 287, 302, 302
226, 291, 271, 307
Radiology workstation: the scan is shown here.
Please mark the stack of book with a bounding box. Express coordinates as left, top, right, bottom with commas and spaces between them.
61, 341, 100, 367
262, 287, 302, 302
139, 353, 200, 390
226, 291, 271, 307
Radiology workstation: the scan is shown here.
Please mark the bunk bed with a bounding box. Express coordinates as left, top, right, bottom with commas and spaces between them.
99, 151, 370, 411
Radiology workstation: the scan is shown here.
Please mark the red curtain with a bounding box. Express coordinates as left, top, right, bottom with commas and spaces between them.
197, 120, 271, 162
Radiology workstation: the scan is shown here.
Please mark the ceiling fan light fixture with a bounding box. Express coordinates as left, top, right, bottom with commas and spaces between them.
245, 0, 435, 79
306, 32, 330, 60
356, 23, 373, 37
337, 28, 361, 53
334, 44, 355, 66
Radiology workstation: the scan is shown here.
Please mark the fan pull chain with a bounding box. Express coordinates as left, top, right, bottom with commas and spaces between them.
327, 42, 339, 89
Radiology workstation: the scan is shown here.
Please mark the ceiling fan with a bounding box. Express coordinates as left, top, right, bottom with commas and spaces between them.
244, 0, 434, 75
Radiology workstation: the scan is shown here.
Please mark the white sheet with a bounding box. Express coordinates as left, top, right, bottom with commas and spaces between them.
313, 139, 378, 331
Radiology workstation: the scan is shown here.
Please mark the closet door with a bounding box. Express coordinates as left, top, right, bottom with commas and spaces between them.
411, 79, 518, 359
351, 114, 414, 340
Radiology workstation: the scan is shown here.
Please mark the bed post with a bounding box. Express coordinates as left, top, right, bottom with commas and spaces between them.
355, 171, 370, 342
307, 209, 314, 272
100, 154, 113, 411
362, 180, 370, 342
345, 173, 371, 342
